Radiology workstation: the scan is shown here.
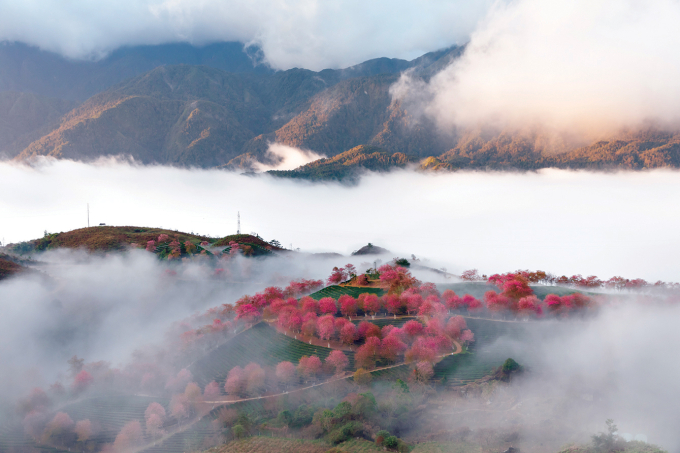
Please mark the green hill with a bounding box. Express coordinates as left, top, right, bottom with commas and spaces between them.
269, 145, 415, 181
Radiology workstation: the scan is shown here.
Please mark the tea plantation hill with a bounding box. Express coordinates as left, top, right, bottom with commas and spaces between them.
0, 282, 590, 453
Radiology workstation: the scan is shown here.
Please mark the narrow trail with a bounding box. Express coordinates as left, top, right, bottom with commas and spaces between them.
136, 340, 463, 453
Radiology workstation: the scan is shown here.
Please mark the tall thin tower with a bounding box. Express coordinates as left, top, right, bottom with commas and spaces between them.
87, 203, 90, 228
237, 211, 240, 234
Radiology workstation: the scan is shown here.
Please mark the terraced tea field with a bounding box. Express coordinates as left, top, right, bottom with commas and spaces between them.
141, 416, 216, 453
307, 285, 385, 301
206, 436, 330, 453
62, 394, 170, 442
191, 323, 356, 386
436, 282, 594, 300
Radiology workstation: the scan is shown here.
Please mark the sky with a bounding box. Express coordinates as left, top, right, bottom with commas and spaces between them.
0, 0, 492, 70
2, 159, 680, 283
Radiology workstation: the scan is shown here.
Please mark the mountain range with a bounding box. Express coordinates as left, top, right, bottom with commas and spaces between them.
1, 41, 680, 178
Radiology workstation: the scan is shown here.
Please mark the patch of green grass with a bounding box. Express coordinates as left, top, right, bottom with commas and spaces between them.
308, 286, 385, 301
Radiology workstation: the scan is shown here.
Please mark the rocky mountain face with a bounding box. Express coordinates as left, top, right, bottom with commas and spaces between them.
2, 41, 680, 177
4, 45, 460, 167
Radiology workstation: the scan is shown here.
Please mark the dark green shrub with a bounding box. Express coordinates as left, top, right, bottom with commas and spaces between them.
327, 421, 364, 444
277, 410, 292, 426
384, 435, 399, 448
292, 405, 314, 427
232, 424, 247, 439
333, 401, 352, 420
502, 358, 521, 373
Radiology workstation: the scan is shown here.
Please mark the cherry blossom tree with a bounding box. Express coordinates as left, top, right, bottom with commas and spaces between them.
184, 382, 203, 406
380, 335, 407, 362
358, 321, 381, 339
244, 363, 265, 395
74, 419, 92, 443
518, 296, 540, 314
145, 240, 156, 252
360, 293, 381, 315
302, 317, 317, 337
317, 315, 336, 341
460, 269, 481, 281
43, 412, 73, 444
461, 294, 482, 311
355, 337, 381, 369
113, 420, 143, 451
442, 289, 461, 311
405, 293, 423, 315
340, 323, 358, 345
145, 402, 166, 438
403, 320, 424, 338
327, 267, 348, 285
544, 294, 564, 312
73, 370, 93, 392
382, 294, 403, 316
300, 296, 319, 314
298, 356, 322, 379
460, 329, 475, 344
157, 234, 169, 242
378, 264, 420, 294
325, 350, 349, 374
235, 303, 261, 323
414, 361, 434, 382
404, 340, 437, 364
339, 295, 358, 318
445, 316, 467, 339
334, 316, 350, 331
224, 366, 245, 395
418, 300, 446, 318
318, 297, 338, 315
485, 291, 511, 313
23, 411, 47, 440
166, 369, 193, 393
276, 361, 296, 387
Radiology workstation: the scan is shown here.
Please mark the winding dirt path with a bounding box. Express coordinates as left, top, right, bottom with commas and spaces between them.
136, 339, 463, 453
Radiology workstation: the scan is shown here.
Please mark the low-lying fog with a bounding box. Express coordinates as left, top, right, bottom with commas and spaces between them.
2, 159, 679, 281
2, 159, 680, 450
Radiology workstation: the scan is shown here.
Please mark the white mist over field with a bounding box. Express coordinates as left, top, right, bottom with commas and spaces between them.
2, 159, 680, 282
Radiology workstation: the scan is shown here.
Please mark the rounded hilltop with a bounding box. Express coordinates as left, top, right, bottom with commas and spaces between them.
352, 243, 390, 256
5, 226, 287, 255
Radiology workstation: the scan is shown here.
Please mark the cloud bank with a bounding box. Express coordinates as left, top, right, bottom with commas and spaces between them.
0, 0, 490, 70
253, 143, 324, 172
2, 159, 680, 282
395, 0, 680, 139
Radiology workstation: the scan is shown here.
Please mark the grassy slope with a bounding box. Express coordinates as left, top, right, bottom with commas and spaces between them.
8, 226, 277, 254
190, 323, 355, 386
0, 253, 26, 280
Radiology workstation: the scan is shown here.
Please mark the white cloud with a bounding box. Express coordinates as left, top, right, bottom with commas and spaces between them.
0, 0, 491, 70
2, 159, 680, 282
253, 143, 324, 172
396, 0, 680, 139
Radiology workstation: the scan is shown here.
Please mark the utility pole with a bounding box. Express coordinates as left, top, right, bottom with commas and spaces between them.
237, 211, 240, 234
87, 203, 90, 228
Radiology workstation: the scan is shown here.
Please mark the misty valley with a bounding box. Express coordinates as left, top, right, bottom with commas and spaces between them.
3, 0, 680, 452
0, 229, 675, 453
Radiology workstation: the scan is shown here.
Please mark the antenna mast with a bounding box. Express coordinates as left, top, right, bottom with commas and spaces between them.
87, 203, 90, 228
237, 211, 240, 234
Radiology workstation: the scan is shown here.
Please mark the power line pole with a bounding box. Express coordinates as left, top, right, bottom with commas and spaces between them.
237, 211, 240, 234
87, 203, 90, 228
